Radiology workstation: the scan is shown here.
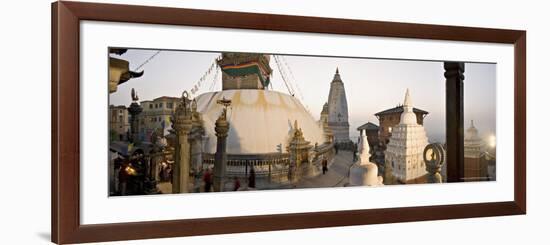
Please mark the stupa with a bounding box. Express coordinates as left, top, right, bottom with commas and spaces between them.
384, 89, 429, 183
464, 120, 487, 181
349, 131, 383, 186
193, 53, 333, 187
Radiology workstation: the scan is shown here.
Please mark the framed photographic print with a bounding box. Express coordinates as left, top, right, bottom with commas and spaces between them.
51, 1, 526, 244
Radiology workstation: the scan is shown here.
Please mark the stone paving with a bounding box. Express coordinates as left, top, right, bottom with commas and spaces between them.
295, 151, 355, 188
156, 151, 356, 193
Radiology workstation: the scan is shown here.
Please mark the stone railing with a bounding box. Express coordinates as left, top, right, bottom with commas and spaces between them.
202, 153, 290, 179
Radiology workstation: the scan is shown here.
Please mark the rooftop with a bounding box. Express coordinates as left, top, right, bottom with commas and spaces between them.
153, 96, 180, 101
375, 105, 428, 117
109, 105, 127, 109
357, 122, 379, 131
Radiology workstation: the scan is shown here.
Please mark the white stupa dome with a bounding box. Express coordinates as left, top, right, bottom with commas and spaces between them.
195, 89, 325, 154
465, 120, 481, 141
349, 133, 383, 186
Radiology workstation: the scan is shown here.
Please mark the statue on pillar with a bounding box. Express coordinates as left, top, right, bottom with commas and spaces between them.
213, 97, 231, 192
171, 91, 193, 193
127, 88, 143, 144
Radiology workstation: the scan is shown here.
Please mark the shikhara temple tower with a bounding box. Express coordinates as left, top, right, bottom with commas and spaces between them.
384, 89, 429, 183
327, 68, 350, 143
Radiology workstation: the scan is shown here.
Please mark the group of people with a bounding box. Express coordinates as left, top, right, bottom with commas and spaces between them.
193, 166, 256, 192
114, 152, 148, 196
158, 161, 172, 182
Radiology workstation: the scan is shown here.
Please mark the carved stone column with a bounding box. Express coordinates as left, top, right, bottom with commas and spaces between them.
172, 92, 193, 193
213, 108, 230, 192
444, 62, 465, 182
189, 99, 205, 171
213, 97, 231, 192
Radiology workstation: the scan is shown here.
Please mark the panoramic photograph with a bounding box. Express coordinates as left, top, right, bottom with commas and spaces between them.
108, 48, 496, 196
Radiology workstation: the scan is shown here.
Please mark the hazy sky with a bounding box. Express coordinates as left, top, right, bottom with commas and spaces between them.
110, 49, 496, 143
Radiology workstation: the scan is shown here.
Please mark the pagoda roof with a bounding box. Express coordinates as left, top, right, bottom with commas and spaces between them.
357, 122, 379, 131
375, 105, 428, 117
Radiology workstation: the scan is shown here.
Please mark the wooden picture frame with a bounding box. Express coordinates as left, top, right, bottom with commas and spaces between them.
51, 1, 526, 244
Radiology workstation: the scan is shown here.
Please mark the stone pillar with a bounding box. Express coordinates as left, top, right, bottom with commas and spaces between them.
213, 108, 230, 192
189, 99, 205, 172
172, 92, 193, 193
444, 62, 465, 182
127, 88, 143, 144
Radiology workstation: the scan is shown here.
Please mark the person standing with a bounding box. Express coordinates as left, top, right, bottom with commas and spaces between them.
322, 157, 328, 175
334, 144, 339, 154
233, 176, 241, 191
248, 167, 256, 188
203, 168, 212, 192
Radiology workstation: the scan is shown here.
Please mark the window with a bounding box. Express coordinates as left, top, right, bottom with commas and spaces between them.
159, 103, 163, 108
167, 102, 173, 109
149, 104, 153, 109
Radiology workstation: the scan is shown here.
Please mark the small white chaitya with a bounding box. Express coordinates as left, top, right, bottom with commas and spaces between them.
464, 120, 488, 181
464, 120, 483, 158
385, 89, 429, 183
349, 132, 383, 186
